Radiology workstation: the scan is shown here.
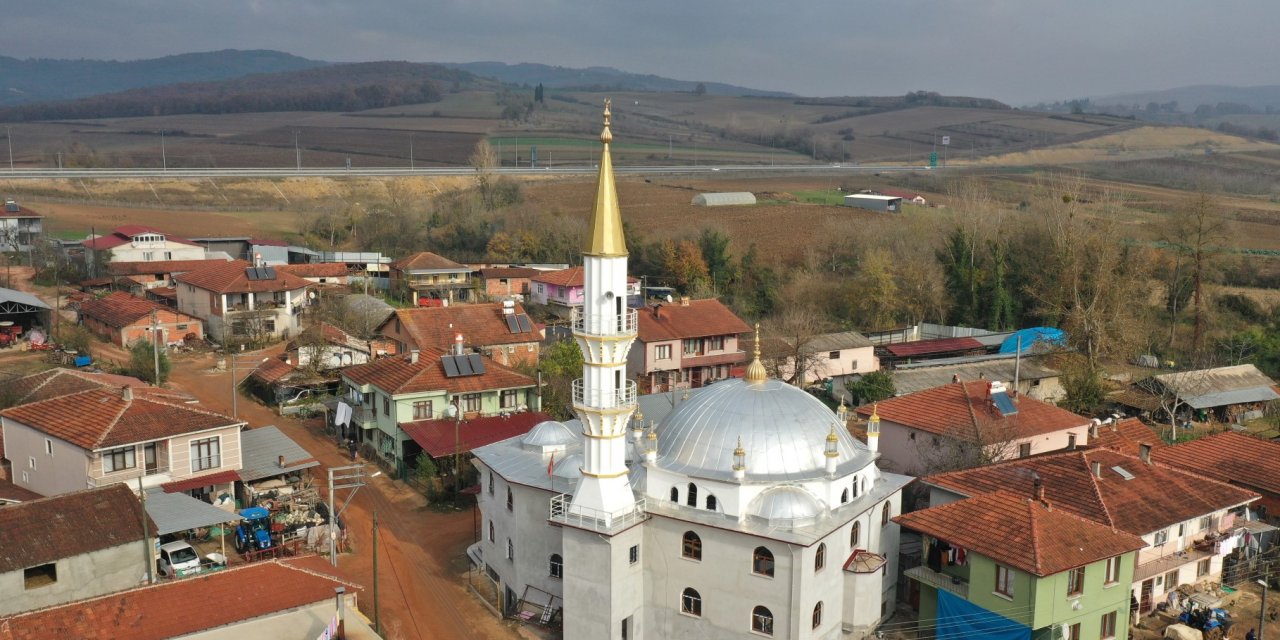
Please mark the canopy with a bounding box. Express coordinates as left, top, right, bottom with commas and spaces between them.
999, 327, 1066, 354
143, 489, 241, 536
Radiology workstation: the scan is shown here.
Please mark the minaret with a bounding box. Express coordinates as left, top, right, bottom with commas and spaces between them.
569, 99, 639, 522
866, 403, 881, 454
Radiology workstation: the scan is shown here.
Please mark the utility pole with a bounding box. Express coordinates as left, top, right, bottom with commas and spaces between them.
151, 310, 161, 386
139, 476, 152, 584
5, 126, 12, 170
230, 352, 238, 418
373, 510, 381, 635
409, 135, 414, 170
1260, 578, 1270, 640
160, 133, 167, 172
327, 464, 375, 567
294, 129, 301, 170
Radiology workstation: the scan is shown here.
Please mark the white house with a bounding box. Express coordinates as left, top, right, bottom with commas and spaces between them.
174, 260, 311, 344
82, 225, 206, 264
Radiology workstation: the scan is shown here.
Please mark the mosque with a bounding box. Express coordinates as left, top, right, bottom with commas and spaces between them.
470, 101, 911, 639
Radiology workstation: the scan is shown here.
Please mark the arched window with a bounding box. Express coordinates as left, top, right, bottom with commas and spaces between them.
752, 546, 775, 577
851, 521, 861, 547
812, 602, 823, 629
752, 606, 774, 635
549, 554, 563, 579
488, 471, 494, 495
682, 531, 702, 560
687, 483, 698, 507
670, 486, 679, 503
852, 476, 859, 497
681, 587, 702, 617
706, 494, 717, 511
815, 543, 827, 572
881, 502, 891, 526
840, 488, 849, 504
488, 521, 495, 542
506, 486, 513, 511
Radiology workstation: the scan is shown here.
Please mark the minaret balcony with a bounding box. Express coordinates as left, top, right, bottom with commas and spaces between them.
572, 378, 637, 414
571, 307, 638, 340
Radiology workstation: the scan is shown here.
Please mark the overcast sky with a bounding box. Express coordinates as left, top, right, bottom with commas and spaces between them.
6, 0, 1279, 105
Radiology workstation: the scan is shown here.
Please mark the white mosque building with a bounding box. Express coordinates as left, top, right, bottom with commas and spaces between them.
469, 101, 912, 640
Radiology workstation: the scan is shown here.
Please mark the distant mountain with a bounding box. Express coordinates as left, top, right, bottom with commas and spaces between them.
0, 49, 327, 106
1089, 85, 1280, 112
440, 61, 793, 97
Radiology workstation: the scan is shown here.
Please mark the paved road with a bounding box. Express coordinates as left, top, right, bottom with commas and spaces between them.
0, 164, 930, 179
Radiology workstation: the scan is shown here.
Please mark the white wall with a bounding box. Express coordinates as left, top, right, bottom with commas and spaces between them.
2, 419, 90, 496
0, 542, 148, 616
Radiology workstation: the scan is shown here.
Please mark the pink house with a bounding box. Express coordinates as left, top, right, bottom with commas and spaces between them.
529, 266, 640, 314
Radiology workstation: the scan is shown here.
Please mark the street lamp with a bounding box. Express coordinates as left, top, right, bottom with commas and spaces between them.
1259, 579, 1270, 640
446, 399, 462, 499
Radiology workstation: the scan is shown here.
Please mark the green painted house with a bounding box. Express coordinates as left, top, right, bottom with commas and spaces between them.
894, 489, 1145, 640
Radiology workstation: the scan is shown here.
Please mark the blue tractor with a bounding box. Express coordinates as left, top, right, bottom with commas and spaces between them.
234, 507, 275, 553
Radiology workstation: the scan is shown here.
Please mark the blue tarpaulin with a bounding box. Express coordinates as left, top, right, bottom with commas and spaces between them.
937, 590, 1030, 640
999, 327, 1066, 354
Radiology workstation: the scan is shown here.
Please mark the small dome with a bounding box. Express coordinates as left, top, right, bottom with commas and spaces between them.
521, 420, 578, 451
627, 465, 648, 492
747, 486, 825, 528
552, 453, 584, 480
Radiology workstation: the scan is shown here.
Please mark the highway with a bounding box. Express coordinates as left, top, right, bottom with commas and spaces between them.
0, 164, 930, 179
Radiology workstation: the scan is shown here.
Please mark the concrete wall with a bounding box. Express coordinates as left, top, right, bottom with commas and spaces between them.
109, 242, 205, 263
564, 524, 645, 640
2, 419, 90, 495
876, 420, 1087, 476
778, 346, 879, 387
0, 541, 147, 616
474, 461, 566, 613
82, 309, 202, 348
1029, 553, 1134, 637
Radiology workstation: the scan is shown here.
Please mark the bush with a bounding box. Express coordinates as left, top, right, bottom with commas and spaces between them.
846, 370, 895, 406
127, 340, 170, 385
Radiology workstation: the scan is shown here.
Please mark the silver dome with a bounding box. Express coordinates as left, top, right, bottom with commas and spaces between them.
521, 420, 578, 451
653, 378, 872, 481
747, 485, 824, 528
552, 453, 584, 480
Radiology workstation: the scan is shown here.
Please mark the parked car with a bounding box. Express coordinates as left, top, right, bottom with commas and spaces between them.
157, 541, 202, 578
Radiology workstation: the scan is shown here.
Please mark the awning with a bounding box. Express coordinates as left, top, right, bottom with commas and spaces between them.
238, 426, 320, 482
143, 489, 241, 536
401, 411, 552, 457
162, 470, 240, 493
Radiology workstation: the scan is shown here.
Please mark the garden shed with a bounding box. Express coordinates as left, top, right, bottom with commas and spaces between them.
691, 192, 757, 206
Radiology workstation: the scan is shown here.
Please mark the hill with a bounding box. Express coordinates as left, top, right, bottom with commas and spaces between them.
1090, 85, 1280, 113
0, 49, 326, 106
439, 61, 791, 97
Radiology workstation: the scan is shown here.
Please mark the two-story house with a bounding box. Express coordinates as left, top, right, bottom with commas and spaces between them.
174, 260, 311, 344
339, 346, 542, 472
895, 489, 1145, 640
77, 291, 203, 347
276, 262, 351, 286
765, 330, 879, 387
923, 447, 1259, 615
0, 199, 43, 253
378, 303, 541, 368
0, 385, 246, 501
82, 225, 206, 265
105, 258, 231, 292
529, 266, 640, 315
477, 267, 541, 301
626, 297, 752, 393
855, 379, 1090, 475
391, 251, 473, 304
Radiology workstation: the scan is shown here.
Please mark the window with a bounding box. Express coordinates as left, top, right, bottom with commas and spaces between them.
1067, 433, 1077, 449
670, 487, 679, 502
629, 545, 639, 565
500, 389, 519, 409
1177, 523, 1186, 537
413, 400, 433, 420
190, 437, 220, 471
44, 439, 52, 456
687, 483, 698, 507
143, 251, 154, 261
1154, 528, 1169, 545
706, 336, 725, 351
488, 472, 494, 495
851, 522, 861, 547
1101, 611, 1118, 639
683, 339, 701, 356
995, 565, 1015, 597
681, 587, 702, 617
1018, 442, 1032, 458
752, 546, 775, 577
164, 251, 172, 260
463, 393, 481, 413
682, 531, 702, 561
102, 446, 136, 473
706, 494, 717, 511
815, 543, 827, 572
488, 521, 495, 542
263, 318, 276, 333
27, 456, 34, 470
1064, 622, 1080, 640
382, 396, 390, 416
881, 502, 891, 526
751, 606, 774, 635
1067, 567, 1085, 596
812, 601, 824, 629
506, 487, 513, 511
549, 554, 563, 579
1164, 569, 1179, 590
23, 563, 57, 589
507, 539, 514, 560
841, 488, 849, 504
829, 350, 840, 359
1104, 556, 1121, 585
1199, 515, 1216, 531
656, 344, 672, 360
1197, 558, 1211, 577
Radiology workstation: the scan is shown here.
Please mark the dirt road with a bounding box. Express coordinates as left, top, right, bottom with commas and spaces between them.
166, 351, 520, 640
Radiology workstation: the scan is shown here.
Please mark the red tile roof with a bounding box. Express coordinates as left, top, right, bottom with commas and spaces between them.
0, 559, 357, 640
0, 387, 242, 450
391, 251, 468, 272
385, 303, 540, 349
0, 485, 152, 573
0, 479, 42, 503
402, 411, 552, 457
81, 225, 198, 250
636, 298, 752, 342
532, 266, 640, 288
106, 258, 229, 277
479, 267, 541, 280
1154, 431, 1280, 499
894, 490, 1145, 577
0, 202, 41, 218
924, 448, 1259, 535
77, 291, 198, 329
856, 380, 1088, 441
251, 356, 298, 385
342, 349, 534, 396
1087, 418, 1162, 456
174, 260, 311, 294
7, 368, 174, 406
161, 469, 241, 493
884, 336, 985, 357
277, 262, 351, 278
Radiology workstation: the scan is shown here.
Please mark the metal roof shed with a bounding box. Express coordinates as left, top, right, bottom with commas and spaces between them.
692, 192, 757, 206
238, 426, 319, 482
143, 489, 241, 536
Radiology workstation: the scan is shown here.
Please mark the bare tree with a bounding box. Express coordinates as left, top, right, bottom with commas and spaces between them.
469, 140, 499, 210
761, 307, 834, 387
1138, 368, 1216, 440
913, 418, 1025, 475
1164, 192, 1230, 358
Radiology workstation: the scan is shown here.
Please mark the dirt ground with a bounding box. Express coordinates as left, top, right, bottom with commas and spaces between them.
1130, 582, 1280, 640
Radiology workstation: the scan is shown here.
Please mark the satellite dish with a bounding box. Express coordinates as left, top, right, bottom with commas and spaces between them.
665, 294, 673, 303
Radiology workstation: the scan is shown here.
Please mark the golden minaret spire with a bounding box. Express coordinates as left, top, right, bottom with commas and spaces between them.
584, 99, 628, 257
745, 322, 767, 384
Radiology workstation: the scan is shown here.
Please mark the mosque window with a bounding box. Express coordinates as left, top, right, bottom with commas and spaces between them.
706, 494, 717, 511
670, 487, 679, 502
681, 587, 702, 617
815, 543, 827, 572
687, 483, 698, 507
682, 531, 702, 561
488, 521, 494, 542
851, 522, 861, 547
507, 487, 513, 511
751, 606, 774, 635
881, 502, 891, 526
840, 489, 849, 504
812, 602, 823, 629
752, 547, 775, 577
549, 554, 563, 579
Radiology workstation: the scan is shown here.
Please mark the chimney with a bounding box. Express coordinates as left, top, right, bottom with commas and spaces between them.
409, 349, 420, 364
453, 333, 465, 356
1138, 443, 1152, 465
277, 455, 285, 468
952, 373, 960, 383
1089, 419, 1100, 438
1091, 460, 1102, 478
652, 304, 661, 318
1033, 476, 1044, 502
978, 371, 986, 380
121, 385, 133, 401
680, 296, 690, 307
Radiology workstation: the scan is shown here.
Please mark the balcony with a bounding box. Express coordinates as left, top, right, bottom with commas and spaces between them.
905, 565, 970, 599
549, 493, 649, 533
1134, 547, 1213, 582
571, 307, 638, 339
680, 350, 748, 368
572, 379, 637, 413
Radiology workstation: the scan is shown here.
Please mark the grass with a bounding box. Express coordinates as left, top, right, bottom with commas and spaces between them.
791, 189, 848, 205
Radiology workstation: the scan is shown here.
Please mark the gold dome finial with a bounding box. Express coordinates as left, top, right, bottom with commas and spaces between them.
826, 424, 840, 443
825, 425, 840, 458
870, 402, 879, 421
744, 322, 767, 383
584, 99, 626, 257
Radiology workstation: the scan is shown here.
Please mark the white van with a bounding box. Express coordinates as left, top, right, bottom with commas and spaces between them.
157, 541, 203, 578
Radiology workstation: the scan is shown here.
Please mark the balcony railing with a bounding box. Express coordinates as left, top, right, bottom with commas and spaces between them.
571, 307, 638, 338
572, 378, 637, 411
549, 493, 649, 533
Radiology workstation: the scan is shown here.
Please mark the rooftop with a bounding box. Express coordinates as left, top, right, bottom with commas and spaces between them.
276, 262, 351, 278
391, 251, 468, 273
856, 380, 1088, 441
1151, 364, 1280, 409
1154, 431, 1280, 498
383, 303, 540, 349
894, 490, 1145, 577
884, 336, 985, 358
81, 224, 198, 250
173, 260, 312, 294
0, 485, 153, 573
402, 411, 552, 457
341, 349, 534, 396
891, 358, 1060, 396
7, 368, 192, 406
636, 298, 752, 342
1087, 418, 1162, 456
531, 266, 639, 288
77, 291, 195, 329
105, 258, 231, 277
237, 425, 320, 482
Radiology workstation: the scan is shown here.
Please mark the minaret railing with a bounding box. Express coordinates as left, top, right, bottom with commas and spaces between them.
572, 378, 637, 411
571, 306, 638, 337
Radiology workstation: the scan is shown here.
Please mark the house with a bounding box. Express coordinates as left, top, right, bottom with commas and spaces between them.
339, 347, 541, 471
477, 266, 541, 301
0, 199, 43, 253
0, 484, 153, 616
1154, 431, 1280, 514
277, 261, 351, 286
105, 258, 231, 291
174, 260, 311, 344
529, 266, 641, 314
77, 291, 203, 347
924, 447, 1259, 615
877, 189, 928, 205
0, 384, 246, 500
878, 336, 990, 368
626, 297, 752, 393
855, 380, 1091, 475
82, 225, 206, 264
766, 330, 878, 388
379, 303, 541, 368
1119, 364, 1280, 425
0, 558, 368, 639
890, 356, 1064, 403
5, 368, 189, 407
288, 321, 393, 370
896, 489, 1143, 640
1086, 417, 1162, 457
844, 193, 901, 212
390, 251, 473, 304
